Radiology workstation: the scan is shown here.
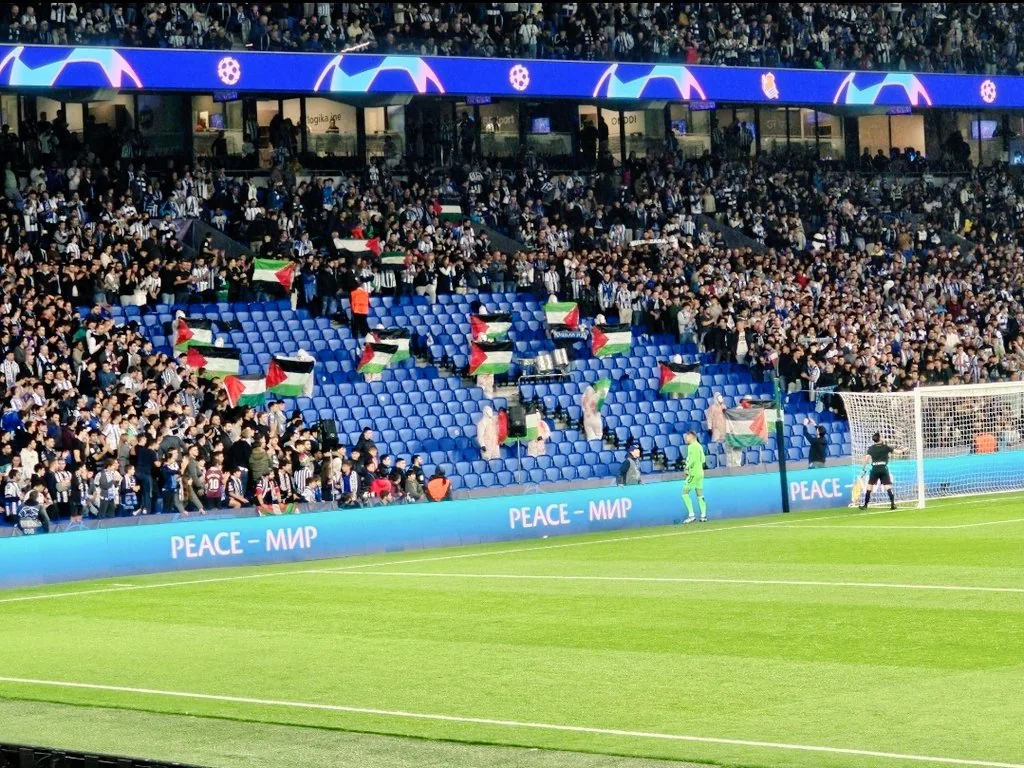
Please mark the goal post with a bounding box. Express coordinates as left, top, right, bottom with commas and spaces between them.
840, 381, 1024, 508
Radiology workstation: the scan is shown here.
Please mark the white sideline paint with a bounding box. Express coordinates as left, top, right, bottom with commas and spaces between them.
0, 515, 836, 605
776, 517, 1024, 531
0, 676, 1020, 768
0, 569, 326, 605
321, 570, 1024, 595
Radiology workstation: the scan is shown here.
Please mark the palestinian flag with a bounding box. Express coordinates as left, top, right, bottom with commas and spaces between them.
594, 378, 612, 411
470, 313, 512, 341
257, 502, 298, 516
469, 340, 513, 376
338, 238, 382, 258
503, 405, 542, 445
659, 362, 701, 396
544, 301, 579, 331
173, 317, 213, 352
252, 259, 296, 292
437, 204, 463, 222
370, 328, 410, 363
357, 342, 398, 375
592, 324, 632, 358
185, 345, 241, 378
223, 374, 267, 408
266, 355, 315, 397
725, 406, 771, 448
380, 250, 405, 268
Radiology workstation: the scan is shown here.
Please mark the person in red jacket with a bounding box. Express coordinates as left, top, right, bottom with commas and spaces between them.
369, 474, 392, 500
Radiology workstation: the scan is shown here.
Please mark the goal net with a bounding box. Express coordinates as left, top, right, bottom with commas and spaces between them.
840, 382, 1024, 508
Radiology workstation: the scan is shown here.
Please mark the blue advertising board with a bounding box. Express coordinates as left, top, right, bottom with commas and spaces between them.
0, 44, 1018, 108
0, 466, 852, 590
1, 451, 1017, 591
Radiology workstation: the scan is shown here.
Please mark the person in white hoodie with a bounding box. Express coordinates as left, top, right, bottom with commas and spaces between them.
476, 406, 500, 461
581, 384, 603, 442
705, 392, 727, 443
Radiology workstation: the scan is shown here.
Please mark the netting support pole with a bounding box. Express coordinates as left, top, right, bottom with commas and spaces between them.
774, 376, 790, 514
913, 387, 926, 509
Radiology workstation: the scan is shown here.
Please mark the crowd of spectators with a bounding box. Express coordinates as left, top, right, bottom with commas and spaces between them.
2, 100, 1024, 529
4, 3, 1024, 75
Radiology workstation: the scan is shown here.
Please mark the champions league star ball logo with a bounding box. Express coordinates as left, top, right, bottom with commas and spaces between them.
216, 56, 241, 86
313, 55, 444, 94
0, 45, 142, 88
980, 79, 997, 104
508, 64, 530, 92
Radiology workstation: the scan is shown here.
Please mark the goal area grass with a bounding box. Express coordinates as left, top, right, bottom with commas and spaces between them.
1, 496, 1023, 768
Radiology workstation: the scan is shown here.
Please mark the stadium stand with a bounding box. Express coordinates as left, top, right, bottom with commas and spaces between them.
7, 4, 1024, 75
0, 5, 1022, 524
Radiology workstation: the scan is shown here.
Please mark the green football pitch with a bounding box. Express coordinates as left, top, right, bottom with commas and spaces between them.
1, 496, 1023, 768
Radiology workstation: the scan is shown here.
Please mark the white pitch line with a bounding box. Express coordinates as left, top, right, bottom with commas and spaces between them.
0, 506, 983, 606
0, 677, 1020, 768
945, 516, 1024, 529
0, 568, 327, 605
776, 517, 1024, 531
0, 519, 797, 605
315, 512, 860, 575
321, 570, 1024, 595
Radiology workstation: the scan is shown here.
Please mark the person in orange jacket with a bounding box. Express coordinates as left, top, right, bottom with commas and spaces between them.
350, 283, 370, 337
425, 467, 452, 502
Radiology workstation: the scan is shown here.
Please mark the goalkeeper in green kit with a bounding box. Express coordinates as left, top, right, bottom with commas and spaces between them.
682, 431, 707, 523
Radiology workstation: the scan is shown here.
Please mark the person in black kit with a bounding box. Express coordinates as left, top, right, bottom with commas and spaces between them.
861, 432, 904, 510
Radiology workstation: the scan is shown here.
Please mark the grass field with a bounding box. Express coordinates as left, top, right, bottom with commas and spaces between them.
1, 497, 1023, 768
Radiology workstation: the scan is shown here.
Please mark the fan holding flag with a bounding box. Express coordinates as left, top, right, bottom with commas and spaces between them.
356, 341, 397, 382
476, 406, 500, 460
580, 383, 604, 442
251, 257, 296, 298
469, 339, 512, 399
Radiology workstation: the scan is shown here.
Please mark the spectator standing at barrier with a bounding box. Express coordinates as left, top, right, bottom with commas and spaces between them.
16, 491, 49, 535
804, 418, 828, 469
616, 445, 642, 486
405, 462, 425, 502
96, 459, 120, 519
133, 435, 157, 515
426, 467, 452, 501
161, 448, 186, 516
3, 470, 20, 522
119, 465, 140, 517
